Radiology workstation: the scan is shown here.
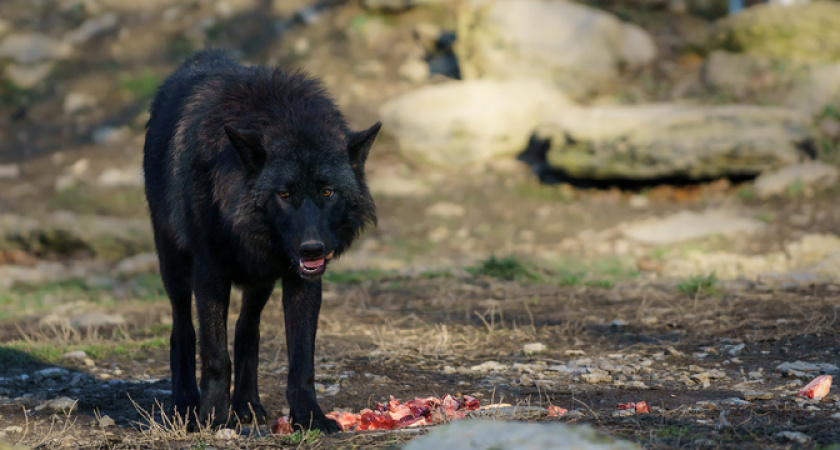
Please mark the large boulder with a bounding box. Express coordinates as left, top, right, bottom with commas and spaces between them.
0, 33, 73, 64
785, 63, 840, 116
379, 79, 573, 168
0, 212, 153, 261
404, 419, 639, 450
708, 2, 840, 63
454, 0, 656, 97
536, 104, 813, 179
753, 162, 839, 198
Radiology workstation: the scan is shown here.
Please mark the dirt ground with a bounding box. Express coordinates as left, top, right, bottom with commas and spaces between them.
2, 0, 840, 448
1, 267, 839, 448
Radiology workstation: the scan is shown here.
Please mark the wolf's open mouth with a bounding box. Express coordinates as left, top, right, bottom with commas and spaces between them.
299, 258, 326, 275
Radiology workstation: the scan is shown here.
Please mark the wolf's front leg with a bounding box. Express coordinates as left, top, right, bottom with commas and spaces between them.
193, 262, 233, 428
282, 274, 341, 433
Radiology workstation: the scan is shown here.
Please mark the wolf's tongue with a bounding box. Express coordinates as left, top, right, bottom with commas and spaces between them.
302, 258, 325, 270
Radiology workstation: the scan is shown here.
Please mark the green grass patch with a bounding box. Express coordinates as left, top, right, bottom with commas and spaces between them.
0, 276, 167, 320
677, 273, 717, 295
419, 268, 454, 279
4, 337, 169, 365
585, 280, 615, 289
557, 271, 584, 286
737, 186, 755, 200
468, 255, 541, 281
49, 185, 148, 217
656, 425, 691, 439
787, 179, 805, 196
274, 429, 321, 446
119, 70, 160, 100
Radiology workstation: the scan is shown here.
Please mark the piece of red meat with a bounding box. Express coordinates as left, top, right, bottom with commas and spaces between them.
617, 401, 650, 414
459, 395, 480, 411
441, 394, 459, 412
797, 375, 832, 399
357, 410, 398, 431
325, 411, 358, 431
547, 405, 567, 417
270, 416, 293, 435
386, 404, 413, 421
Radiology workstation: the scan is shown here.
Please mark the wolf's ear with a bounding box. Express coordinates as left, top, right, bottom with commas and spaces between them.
225, 125, 266, 176
347, 122, 381, 171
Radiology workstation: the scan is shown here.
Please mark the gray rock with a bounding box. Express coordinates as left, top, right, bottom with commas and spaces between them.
753, 162, 839, 198
455, 0, 656, 96
403, 420, 640, 450
36, 396, 77, 412
380, 79, 573, 168
4, 62, 54, 89
623, 209, 764, 245
471, 361, 508, 372
581, 369, 612, 384
115, 252, 158, 275
703, 51, 771, 98
0, 164, 20, 180
776, 360, 839, 377
523, 343, 547, 355
215, 428, 237, 440
398, 58, 430, 83
98, 415, 115, 428
0, 262, 69, 289
34, 367, 70, 381
742, 391, 773, 401
777, 431, 811, 444
64, 12, 119, 44
0, 33, 73, 63
70, 312, 126, 328
92, 126, 129, 144
538, 104, 812, 179
786, 63, 840, 115
64, 92, 98, 114
467, 406, 548, 420
820, 117, 840, 140
62, 350, 88, 360
426, 202, 465, 218
708, 2, 840, 64
97, 166, 143, 188
0, 212, 154, 261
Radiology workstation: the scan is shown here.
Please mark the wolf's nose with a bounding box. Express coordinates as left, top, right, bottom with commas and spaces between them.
299, 240, 326, 259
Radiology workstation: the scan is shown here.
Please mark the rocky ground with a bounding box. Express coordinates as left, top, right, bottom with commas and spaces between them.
1, 0, 840, 448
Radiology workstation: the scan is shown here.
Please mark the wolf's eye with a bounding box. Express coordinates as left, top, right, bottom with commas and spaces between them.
276, 190, 290, 201
322, 188, 334, 198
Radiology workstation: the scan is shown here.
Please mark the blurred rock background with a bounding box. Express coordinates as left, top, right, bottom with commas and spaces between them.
2, 0, 840, 286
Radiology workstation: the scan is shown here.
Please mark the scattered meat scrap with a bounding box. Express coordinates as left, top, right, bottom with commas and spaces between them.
271, 394, 480, 435
617, 401, 650, 414
269, 416, 293, 435
797, 375, 832, 400
547, 405, 567, 417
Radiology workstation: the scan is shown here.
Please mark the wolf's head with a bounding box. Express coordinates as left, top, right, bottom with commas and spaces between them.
224, 121, 380, 280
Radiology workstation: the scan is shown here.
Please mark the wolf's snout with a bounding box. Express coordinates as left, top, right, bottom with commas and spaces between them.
299, 240, 326, 260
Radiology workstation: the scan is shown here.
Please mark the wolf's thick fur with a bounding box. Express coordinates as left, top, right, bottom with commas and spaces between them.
143, 50, 379, 432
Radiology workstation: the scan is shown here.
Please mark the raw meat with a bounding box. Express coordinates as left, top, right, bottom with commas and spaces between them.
797, 375, 832, 399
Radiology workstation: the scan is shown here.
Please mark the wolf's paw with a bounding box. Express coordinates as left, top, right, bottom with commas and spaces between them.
290, 409, 342, 434
232, 401, 268, 425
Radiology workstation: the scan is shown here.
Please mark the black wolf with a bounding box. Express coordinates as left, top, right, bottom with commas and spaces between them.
143, 50, 380, 432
